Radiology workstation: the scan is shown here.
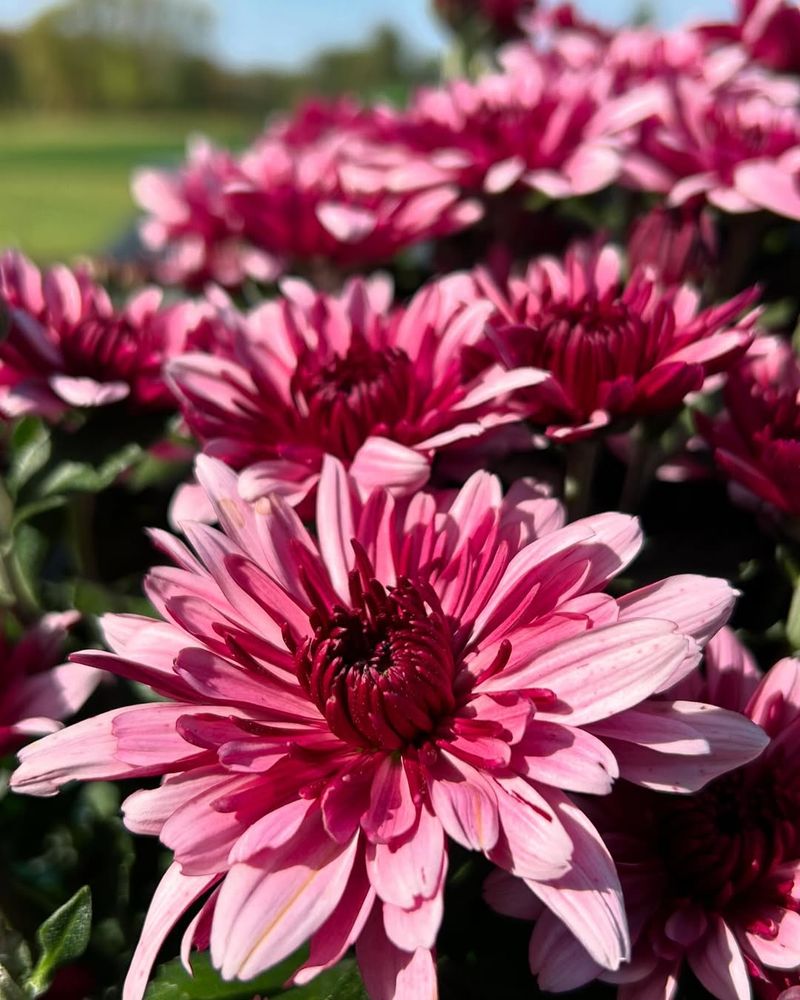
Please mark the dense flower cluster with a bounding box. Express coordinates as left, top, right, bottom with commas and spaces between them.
4, 1, 800, 999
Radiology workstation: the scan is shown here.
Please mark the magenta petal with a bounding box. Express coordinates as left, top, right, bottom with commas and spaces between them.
362, 756, 418, 845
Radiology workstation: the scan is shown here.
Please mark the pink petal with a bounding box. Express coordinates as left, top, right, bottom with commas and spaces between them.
516, 721, 619, 794
735, 159, 800, 221
211, 814, 359, 980
349, 437, 431, 495
316, 455, 357, 601
122, 863, 218, 1000
483, 869, 542, 920
383, 891, 443, 951
618, 575, 736, 648
529, 912, 605, 991
357, 908, 438, 1000
490, 775, 573, 881
517, 620, 699, 726
365, 806, 447, 908
745, 907, 800, 970
688, 916, 750, 1000
49, 375, 129, 408
363, 756, 419, 845
427, 751, 500, 852
525, 791, 629, 972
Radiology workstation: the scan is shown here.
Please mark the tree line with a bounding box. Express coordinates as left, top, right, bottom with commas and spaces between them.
0, 0, 438, 112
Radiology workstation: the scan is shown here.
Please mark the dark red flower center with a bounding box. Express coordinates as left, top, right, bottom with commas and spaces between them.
295, 564, 457, 751
290, 336, 414, 461
658, 759, 800, 912
499, 290, 666, 416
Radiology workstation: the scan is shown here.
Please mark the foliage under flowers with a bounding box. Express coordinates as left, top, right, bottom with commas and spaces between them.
1, 1, 800, 999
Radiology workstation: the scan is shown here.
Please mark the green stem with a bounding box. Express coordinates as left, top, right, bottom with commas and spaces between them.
564, 438, 602, 521
619, 422, 662, 514
68, 493, 98, 580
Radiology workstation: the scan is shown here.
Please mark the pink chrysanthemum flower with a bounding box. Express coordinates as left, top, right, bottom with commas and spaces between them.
11, 457, 765, 999
699, 0, 800, 75
134, 109, 481, 290
478, 242, 757, 441
626, 76, 800, 216
0, 250, 209, 419
512, 628, 800, 1000
0, 612, 99, 756
133, 137, 281, 289
396, 45, 659, 202
168, 273, 547, 507
627, 203, 717, 287
698, 336, 800, 521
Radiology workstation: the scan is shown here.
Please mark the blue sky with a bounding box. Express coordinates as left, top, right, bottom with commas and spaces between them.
1, 0, 734, 69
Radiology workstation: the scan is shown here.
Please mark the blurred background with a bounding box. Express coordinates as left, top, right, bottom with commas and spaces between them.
0, 0, 733, 263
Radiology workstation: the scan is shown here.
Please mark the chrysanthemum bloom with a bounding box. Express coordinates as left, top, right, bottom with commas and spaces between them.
625, 77, 800, 215
0, 611, 99, 755
512, 628, 800, 1000
698, 0, 800, 75
477, 242, 757, 441
432, 0, 538, 40
135, 109, 481, 289
168, 273, 547, 507
0, 250, 209, 419
11, 457, 765, 999
698, 336, 800, 521
132, 137, 280, 290
628, 203, 718, 287
396, 45, 660, 202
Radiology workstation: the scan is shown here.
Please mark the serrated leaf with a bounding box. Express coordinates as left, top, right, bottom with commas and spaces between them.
25, 887, 91, 997
7, 419, 51, 498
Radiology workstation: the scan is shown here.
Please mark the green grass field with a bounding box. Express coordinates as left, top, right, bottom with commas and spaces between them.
0, 113, 263, 263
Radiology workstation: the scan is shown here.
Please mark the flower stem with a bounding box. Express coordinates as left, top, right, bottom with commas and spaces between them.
564, 438, 601, 521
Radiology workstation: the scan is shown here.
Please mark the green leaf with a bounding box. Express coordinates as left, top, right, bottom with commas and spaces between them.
10, 496, 68, 531
787, 577, 800, 653
144, 953, 367, 1000
7, 419, 51, 499
0, 914, 31, 985
36, 443, 142, 497
145, 950, 303, 1000
25, 887, 92, 997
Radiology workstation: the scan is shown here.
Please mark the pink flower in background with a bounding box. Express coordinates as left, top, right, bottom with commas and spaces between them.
133, 137, 280, 289
514, 628, 800, 1000
0, 611, 99, 755
478, 242, 757, 441
698, 336, 800, 520
699, 0, 800, 75
397, 45, 660, 202
0, 250, 210, 419
11, 457, 763, 999
168, 272, 547, 508
626, 77, 800, 215
627, 202, 718, 287
134, 107, 481, 289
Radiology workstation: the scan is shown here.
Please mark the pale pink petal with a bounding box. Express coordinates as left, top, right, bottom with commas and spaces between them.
211, 814, 359, 980
529, 913, 605, 991
516, 721, 619, 794
383, 890, 443, 951
365, 806, 447, 908
688, 916, 750, 1000
525, 791, 629, 972
357, 908, 438, 1000
427, 751, 500, 853
349, 437, 430, 495
362, 756, 418, 845
49, 375, 129, 408
122, 863, 218, 1000
316, 455, 357, 601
